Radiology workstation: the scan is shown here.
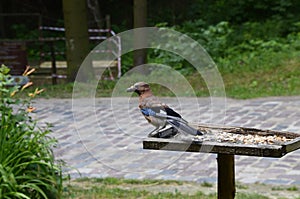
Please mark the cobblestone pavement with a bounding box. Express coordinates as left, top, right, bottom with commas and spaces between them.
32, 96, 300, 185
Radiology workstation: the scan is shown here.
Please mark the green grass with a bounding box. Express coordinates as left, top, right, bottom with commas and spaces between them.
201, 181, 213, 187
287, 186, 299, 191
235, 192, 269, 199
63, 177, 212, 199
63, 185, 212, 199
74, 177, 183, 186
271, 185, 299, 192
221, 58, 300, 99
272, 186, 286, 191
219, 50, 300, 99
236, 183, 249, 190
62, 177, 271, 199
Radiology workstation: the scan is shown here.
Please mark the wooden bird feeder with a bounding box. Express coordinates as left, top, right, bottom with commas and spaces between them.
143, 125, 300, 199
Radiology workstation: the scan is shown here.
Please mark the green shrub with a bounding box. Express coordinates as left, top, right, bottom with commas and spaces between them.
0, 65, 63, 198
149, 20, 300, 75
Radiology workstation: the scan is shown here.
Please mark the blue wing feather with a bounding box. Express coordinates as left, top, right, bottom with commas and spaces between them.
141, 108, 157, 116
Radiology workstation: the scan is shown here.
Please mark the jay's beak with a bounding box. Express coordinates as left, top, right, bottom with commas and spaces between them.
126, 85, 136, 92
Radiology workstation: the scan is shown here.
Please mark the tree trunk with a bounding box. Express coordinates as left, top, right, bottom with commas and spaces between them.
62, 0, 93, 82
133, 0, 148, 74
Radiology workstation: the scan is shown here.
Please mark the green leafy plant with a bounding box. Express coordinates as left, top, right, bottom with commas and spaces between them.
0, 65, 63, 198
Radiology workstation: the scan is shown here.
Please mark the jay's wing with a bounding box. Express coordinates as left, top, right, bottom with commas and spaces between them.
141, 106, 181, 118
141, 107, 203, 136
164, 107, 182, 118
139, 95, 181, 118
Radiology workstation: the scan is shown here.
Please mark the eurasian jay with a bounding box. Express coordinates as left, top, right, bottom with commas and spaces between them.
127, 82, 203, 137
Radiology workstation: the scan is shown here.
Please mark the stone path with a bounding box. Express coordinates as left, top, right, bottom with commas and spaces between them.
32, 96, 300, 185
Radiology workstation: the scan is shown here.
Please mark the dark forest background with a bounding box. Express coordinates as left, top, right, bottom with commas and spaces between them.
1, 0, 300, 34
1, 0, 300, 98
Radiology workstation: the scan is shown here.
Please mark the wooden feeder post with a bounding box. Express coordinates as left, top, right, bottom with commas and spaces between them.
217, 154, 235, 199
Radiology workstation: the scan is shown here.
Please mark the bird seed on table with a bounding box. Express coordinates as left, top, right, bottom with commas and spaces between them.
215, 132, 293, 145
